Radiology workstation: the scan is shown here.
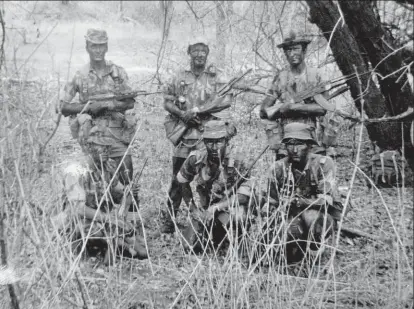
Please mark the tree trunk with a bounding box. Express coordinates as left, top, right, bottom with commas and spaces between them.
216, 1, 227, 71
306, 0, 414, 171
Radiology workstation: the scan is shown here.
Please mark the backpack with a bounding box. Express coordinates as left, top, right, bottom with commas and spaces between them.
369, 150, 404, 187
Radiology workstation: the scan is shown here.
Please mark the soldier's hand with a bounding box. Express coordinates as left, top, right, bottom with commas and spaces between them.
181, 108, 198, 124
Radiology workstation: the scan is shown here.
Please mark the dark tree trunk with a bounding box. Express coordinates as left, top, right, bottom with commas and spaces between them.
306, 0, 414, 171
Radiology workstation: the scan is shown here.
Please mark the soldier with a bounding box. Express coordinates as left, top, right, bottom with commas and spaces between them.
240, 122, 343, 263
53, 133, 148, 266
59, 28, 137, 208
260, 31, 339, 159
174, 120, 252, 252
161, 37, 236, 233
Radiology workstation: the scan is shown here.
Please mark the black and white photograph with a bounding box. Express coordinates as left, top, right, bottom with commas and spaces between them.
0, 1, 413, 308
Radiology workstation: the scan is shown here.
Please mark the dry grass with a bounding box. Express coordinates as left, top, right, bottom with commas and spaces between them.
0, 2, 413, 309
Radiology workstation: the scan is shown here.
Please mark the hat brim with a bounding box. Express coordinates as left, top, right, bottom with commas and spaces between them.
203, 132, 227, 139
282, 137, 318, 145
85, 36, 108, 44
277, 39, 311, 49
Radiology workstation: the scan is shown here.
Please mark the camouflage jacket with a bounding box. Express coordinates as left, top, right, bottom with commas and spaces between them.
266, 66, 323, 129
61, 60, 136, 147
163, 65, 231, 139
61, 60, 132, 106
176, 149, 249, 208
266, 153, 342, 219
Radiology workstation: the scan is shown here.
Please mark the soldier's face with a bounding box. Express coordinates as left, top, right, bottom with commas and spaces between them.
205, 138, 227, 162
189, 44, 208, 67
284, 44, 305, 66
86, 42, 108, 61
286, 139, 309, 163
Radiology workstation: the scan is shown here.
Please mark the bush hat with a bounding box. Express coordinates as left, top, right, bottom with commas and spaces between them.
282, 123, 318, 145
85, 28, 108, 44
203, 120, 228, 139
277, 31, 311, 49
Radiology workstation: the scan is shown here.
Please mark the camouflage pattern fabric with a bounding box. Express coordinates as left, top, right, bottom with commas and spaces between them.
177, 149, 249, 209
55, 158, 132, 246
265, 153, 343, 220
163, 65, 233, 157
265, 66, 339, 149
61, 60, 134, 157
85, 28, 108, 44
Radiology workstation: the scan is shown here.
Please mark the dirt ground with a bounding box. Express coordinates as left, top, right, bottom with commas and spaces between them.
1, 2, 413, 308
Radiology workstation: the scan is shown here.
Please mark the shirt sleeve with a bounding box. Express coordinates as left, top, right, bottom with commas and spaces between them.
176, 154, 198, 183
116, 66, 133, 92
61, 73, 80, 104
163, 72, 178, 100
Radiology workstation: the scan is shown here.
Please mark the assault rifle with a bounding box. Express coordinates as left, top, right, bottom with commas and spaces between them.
264, 73, 365, 121
86, 89, 162, 102
164, 69, 253, 146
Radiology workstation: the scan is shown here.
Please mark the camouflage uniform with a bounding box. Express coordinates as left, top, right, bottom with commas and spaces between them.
176, 120, 251, 250
177, 148, 249, 210
61, 29, 136, 158
263, 31, 339, 156
163, 64, 233, 158
53, 138, 146, 261
163, 60, 237, 227
265, 66, 323, 149
241, 123, 343, 263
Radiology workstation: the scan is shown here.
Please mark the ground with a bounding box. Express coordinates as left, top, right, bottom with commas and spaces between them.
0, 2, 413, 309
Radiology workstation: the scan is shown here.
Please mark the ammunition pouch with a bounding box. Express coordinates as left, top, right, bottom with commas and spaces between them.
264, 120, 283, 150
70, 114, 93, 147
164, 114, 187, 146
120, 114, 137, 145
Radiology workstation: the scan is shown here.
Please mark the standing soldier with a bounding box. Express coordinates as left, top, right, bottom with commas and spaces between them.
59, 29, 138, 208
161, 37, 236, 233
260, 31, 339, 159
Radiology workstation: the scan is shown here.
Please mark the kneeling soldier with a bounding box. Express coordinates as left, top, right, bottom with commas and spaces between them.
53, 133, 148, 265
172, 120, 252, 253
241, 122, 343, 264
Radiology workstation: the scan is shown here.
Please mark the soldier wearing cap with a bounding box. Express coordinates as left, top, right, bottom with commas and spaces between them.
52, 132, 148, 266
259, 31, 339, 159
59, 29, 137, 205
239, 122, 343, 263
162, 120, 251, 251
161, 37, 237, 233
